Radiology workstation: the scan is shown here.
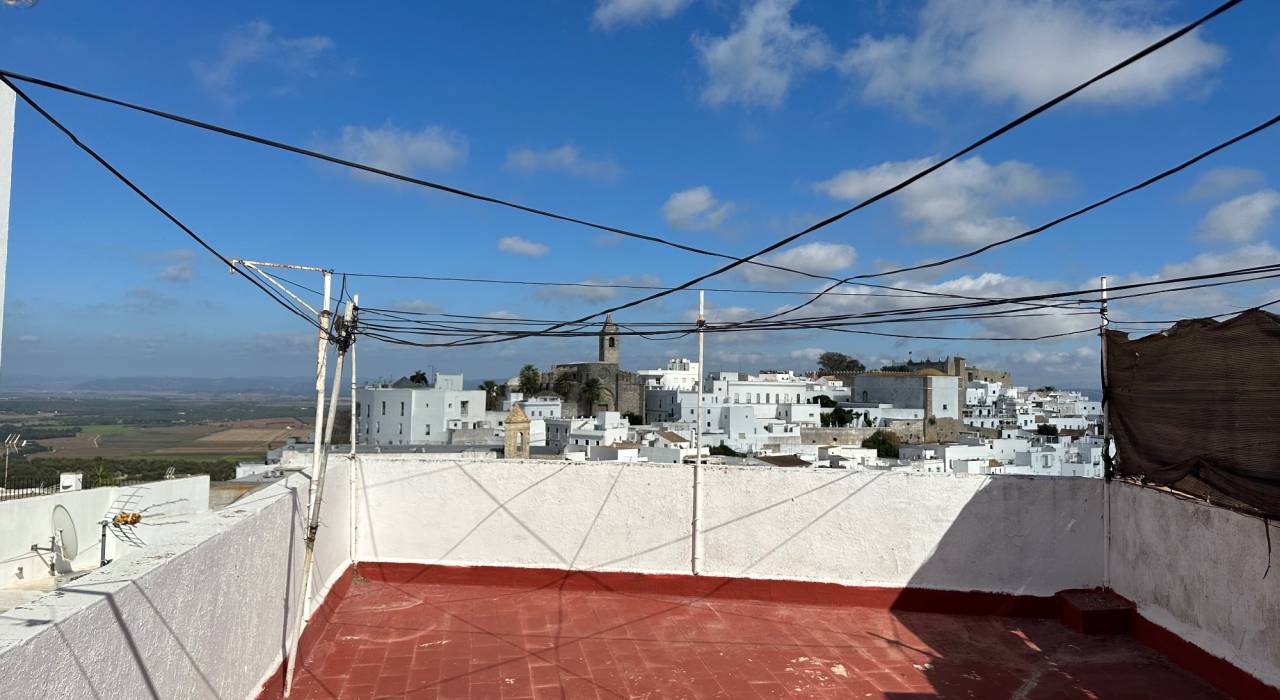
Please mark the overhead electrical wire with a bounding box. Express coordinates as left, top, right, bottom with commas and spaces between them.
0, 0, 1245, 318
0, 65, 1083, 315
0, 74, 330, 336
378, 264, 1280, 347
395, 0, 1249, 348
0, 0, 1250, 353
755, 111, 1280, 323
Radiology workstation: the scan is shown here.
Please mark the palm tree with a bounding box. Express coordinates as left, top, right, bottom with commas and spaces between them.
409, 370, 429, 385
581, 377, 604, 410
553, 373, 576, 400
518, 364, 542, 396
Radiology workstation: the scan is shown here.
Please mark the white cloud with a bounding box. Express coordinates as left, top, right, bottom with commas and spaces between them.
593, 0, 692, 30
789, 347, 824, 362
840, 0, 1225, 115
740, 241, 857, 287
537, 275, 662, 302
17, 335, 38, 343
155, 249, 196, 283
1105, 242, 1280, 317
694, 0, 832, 108
389, 300, 443, 314
1185, 167, 1266, 202
662, 186, 735, 231
1003, 346, 1099, 385
782, 271, 1092, 339
815, 156, 1062, 245
497, 236, 550, 257
191, 20, 338, 105
328, 123, 468, 179
504, 144, 622, 181
1198, 190, 1280, 243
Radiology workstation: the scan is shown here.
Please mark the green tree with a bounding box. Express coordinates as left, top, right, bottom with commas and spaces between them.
1037, 424, 1059, 436
409, 370, 429, 385
479, 380, 500, 410
862, 430, 901, 458
553, 372, 577, 400
880, 364, 909, 372
710, 442, 742, 457
817, 352, 866, 374
581, 377, 604, 409
518, 365, 542, 396
811, 394, 838, 408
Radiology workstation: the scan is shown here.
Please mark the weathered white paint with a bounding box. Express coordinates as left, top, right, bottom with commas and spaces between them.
1, 476, 210, 585
1108, 481, 1280, 688
0, 470, 351, 700
308, 459, 352, 614
353, 456, 1102, 594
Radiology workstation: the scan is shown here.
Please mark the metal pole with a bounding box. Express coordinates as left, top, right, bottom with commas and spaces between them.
309, 271, 332, 505
285, 271, 331, 696
692, 290, 705, 575
1100, 275, 1111, 589
348, 296, 359, 564
349, 295, 359, 456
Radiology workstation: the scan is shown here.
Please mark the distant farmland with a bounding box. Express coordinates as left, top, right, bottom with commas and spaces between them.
31, 417, 312, 460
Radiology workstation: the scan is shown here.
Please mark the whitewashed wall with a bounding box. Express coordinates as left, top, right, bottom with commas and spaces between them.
355, 456, 693, 573
1108, 481, 1280, 688
1, 476, 210, 585
0, 464, 352, 700
353, 456, 1103, 594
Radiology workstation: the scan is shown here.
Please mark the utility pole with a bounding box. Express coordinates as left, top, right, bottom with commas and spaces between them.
692, 290, 705, 575
0, 83, 14, 369
1100, 275, 1111, 590
349, 295, 359, 456
311, 270, 333, 505
228, 259, 336, 697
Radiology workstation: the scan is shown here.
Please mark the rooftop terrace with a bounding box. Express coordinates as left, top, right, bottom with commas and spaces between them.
279, 564, 1226, 700
0, 456, 1275, 699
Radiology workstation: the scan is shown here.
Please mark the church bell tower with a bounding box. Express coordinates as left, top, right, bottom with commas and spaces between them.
598, 313, 619, 364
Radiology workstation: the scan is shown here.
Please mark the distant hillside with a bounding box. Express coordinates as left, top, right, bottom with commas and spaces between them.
13, 376, 319, 398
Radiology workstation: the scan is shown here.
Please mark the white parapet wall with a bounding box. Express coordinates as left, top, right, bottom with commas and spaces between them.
1108, 481, 1280, 689
0, 462, 353, 700
353, 456, 1104, 595
0, 476, 211, 585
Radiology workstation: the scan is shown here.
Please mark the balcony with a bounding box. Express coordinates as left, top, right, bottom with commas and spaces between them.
0, 457, 1275, 699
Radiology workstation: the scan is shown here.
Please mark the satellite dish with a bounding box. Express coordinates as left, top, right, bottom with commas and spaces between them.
51, 505, 78, 560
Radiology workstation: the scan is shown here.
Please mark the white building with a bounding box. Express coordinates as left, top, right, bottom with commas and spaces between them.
637, 358, 701, 391
504, 392, 562, 419
546, 412, 631, 450
356, 373, 488, 446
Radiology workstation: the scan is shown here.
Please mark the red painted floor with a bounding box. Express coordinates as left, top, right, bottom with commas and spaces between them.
277, 566, 1230, 699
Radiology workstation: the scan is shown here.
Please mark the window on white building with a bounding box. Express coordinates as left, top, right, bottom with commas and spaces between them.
381, 401, 386, 416
460, 401, 469, 416
400, 401, 405, 417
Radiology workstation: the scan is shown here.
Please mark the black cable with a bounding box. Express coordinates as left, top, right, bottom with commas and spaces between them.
441, 0, 1249, 346
0, 0, 1246, 309
409, 264, 1280, 348
0, 75, 328, 335
0, 69, 861, 288
762, 111, 1280, 322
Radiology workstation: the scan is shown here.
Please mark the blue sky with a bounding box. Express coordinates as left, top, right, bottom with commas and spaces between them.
1, 0, 1278, 388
